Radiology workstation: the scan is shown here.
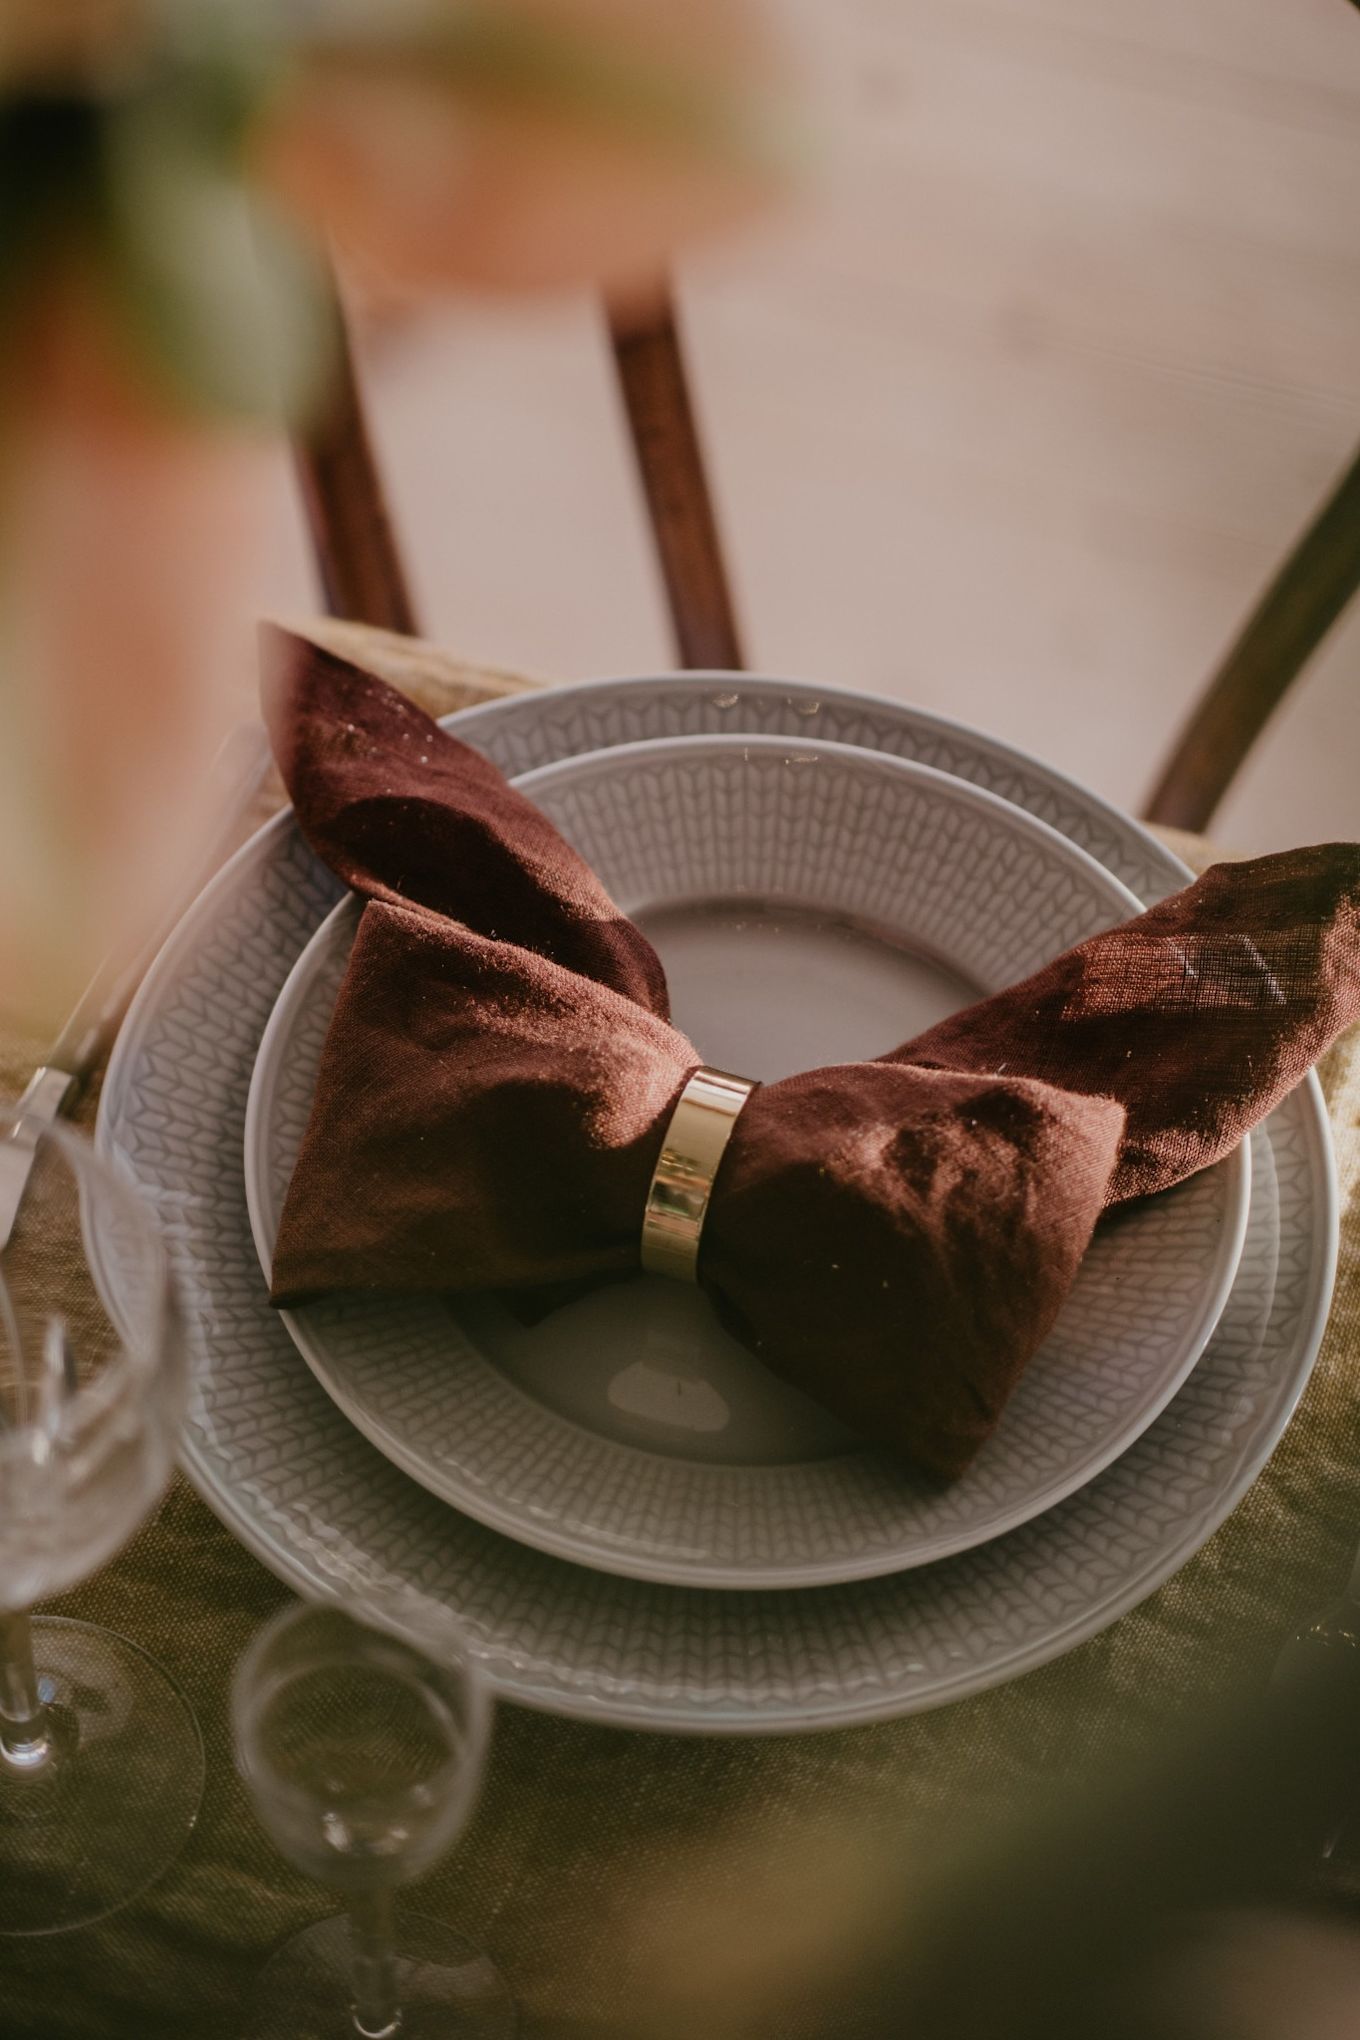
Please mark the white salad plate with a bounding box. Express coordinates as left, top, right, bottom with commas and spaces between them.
97, 673, 1336, 1733
244, 733, 1248, 1589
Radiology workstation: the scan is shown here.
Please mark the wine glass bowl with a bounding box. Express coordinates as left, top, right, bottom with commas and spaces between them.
236, 1602, 489, 1893
0, 1299, 183, 1615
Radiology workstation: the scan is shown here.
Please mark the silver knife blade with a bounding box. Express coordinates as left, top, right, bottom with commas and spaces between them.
0, 1067, 79, 1251
0, 720, 272, 1249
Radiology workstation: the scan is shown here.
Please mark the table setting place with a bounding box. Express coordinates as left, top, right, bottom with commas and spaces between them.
5, 624, 1360, 2036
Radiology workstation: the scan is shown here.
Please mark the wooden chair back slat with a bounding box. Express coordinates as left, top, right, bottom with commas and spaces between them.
608, 293, 745, 671
294, 280, 420, 636
1144, 441, 1360, 834
292, 267, 1357, 829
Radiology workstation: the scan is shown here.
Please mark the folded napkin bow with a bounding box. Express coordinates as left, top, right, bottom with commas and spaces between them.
265, 629, 1360, 1478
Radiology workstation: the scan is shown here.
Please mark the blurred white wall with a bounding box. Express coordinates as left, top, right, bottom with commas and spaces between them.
255, 0, 1360, 853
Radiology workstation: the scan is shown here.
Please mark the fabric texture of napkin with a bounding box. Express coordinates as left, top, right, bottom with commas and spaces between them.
263, 628, 1360, 1479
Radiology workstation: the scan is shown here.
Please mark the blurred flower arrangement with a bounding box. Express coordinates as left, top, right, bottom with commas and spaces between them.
0, 0, 790, 1028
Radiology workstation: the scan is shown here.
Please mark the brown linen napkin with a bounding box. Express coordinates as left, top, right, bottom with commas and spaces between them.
263, 628, 1360, 1478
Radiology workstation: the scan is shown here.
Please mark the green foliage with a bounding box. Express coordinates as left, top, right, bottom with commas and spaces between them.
0, 19, 330, 426
98, 72, 332, 424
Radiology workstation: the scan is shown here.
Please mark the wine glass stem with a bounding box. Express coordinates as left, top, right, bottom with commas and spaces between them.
0, 1609, 51, 1771
348, 1886, 402, 2039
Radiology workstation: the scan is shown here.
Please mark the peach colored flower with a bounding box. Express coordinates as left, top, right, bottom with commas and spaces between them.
257, 0, 791, 308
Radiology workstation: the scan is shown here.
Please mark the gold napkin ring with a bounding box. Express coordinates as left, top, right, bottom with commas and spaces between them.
640, 1067, 757, 1283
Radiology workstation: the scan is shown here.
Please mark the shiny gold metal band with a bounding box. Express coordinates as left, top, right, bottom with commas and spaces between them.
640, 1066, 757, 1283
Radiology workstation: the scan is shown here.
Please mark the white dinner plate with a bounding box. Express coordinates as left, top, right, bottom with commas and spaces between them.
98, 673, 1336, 1732
245, 734, 1247, 1588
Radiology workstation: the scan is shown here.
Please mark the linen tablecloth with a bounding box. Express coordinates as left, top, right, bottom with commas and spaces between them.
4, 626, 1359, 2037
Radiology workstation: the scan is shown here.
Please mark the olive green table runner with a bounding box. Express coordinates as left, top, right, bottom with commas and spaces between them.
4, 629, 1358, 2037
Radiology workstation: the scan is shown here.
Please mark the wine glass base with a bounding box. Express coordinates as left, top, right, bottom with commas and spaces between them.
241, 1912, 517, 2039
0, 1616, 204, 1937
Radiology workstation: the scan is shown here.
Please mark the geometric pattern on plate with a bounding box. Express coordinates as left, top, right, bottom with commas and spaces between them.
98, 677, 1335, 1730
245, 736, 1248, 1587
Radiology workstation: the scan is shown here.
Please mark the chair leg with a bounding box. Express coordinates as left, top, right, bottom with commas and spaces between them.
609, 291, 745, 672
293, 272, 420, 637
1143, 441, 1360, 835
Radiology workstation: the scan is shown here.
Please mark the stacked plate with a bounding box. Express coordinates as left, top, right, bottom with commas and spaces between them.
97, 677, 1338, 1733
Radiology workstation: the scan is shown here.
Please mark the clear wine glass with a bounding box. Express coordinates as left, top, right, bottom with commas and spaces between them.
232, 1593, 516, 2039
0, 1106, 203, 1935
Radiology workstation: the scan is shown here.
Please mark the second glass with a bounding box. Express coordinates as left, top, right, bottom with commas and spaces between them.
233, 1594, 515, 2039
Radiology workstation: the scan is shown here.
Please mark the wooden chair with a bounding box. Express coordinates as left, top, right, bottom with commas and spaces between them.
294, 275, 1360, 837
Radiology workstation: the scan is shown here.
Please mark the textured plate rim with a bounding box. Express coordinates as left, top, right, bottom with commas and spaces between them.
96, 671, 1338, 1732
242, 730, 1250, 1588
